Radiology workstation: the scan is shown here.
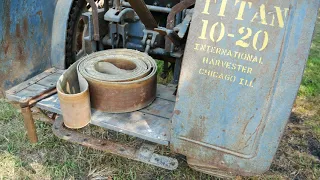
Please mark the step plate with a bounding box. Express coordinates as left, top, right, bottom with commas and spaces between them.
37, 84, 177, 146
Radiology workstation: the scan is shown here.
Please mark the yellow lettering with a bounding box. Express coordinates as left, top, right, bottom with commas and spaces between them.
273, 7, 289, 28
202, 0, 211, 14
199, 20, 209, 40
241, 66, 247, 73
216, 48, 222, 54
239, 78, 245, 85
259, 57, 263, 64
203, 57, 209, 64
251, 4, 268, 26
239, 78, 254, 87
235, 0, 252, 20
194, 43, 200, 50
200, 44, 206, 51
218, 0, 228, 17
227, 50, 232, 57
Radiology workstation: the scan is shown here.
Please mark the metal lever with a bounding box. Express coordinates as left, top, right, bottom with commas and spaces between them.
126, 0, 158, 29
86, 0, 100, 41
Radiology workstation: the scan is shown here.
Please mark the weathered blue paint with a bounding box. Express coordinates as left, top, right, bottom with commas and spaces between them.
0, 0, 58, 92
171, 0, 319, 176
51, 0, 74, 69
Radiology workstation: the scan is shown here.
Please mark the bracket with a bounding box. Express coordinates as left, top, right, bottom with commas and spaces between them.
53, 117, 178, 170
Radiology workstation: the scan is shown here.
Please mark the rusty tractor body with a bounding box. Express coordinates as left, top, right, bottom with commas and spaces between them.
1, 0, 319, 177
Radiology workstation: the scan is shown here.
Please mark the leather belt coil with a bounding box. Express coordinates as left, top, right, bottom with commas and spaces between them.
77, 49, 157, 113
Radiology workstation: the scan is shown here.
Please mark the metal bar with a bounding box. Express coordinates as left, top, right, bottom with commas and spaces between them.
165, 0, 195, 51
28, 88, 57, 106
126, 0, 158, 29
86, 0, 100, 40
20, 102, 38, 143
122, 1, 171, 13
53, 117, 178, 170
18, 87, 57, 143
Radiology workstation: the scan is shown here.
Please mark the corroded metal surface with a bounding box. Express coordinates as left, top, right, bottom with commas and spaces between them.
165, 0, 195, 51
37, 84, 175, 145
78, 49, 157, 113
20, 105, 38, 143
0, 0, 57, 93
18, 88, 57, 144
171, 0, 320, 176
53, 117, 178, 170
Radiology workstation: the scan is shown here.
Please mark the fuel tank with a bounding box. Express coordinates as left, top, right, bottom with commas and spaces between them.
171, 0, 319, 177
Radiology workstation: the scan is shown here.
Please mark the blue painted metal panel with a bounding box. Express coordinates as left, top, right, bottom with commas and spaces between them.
171, 0, 319, 176
0, 0, 58, 92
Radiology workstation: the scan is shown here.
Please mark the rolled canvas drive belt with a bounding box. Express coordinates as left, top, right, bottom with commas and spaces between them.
57, 49, 157, 128
77, 49, 157, 113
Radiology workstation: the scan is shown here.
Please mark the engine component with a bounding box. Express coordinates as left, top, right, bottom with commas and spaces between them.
77, 49, 157, 113
165, 0, 195, 52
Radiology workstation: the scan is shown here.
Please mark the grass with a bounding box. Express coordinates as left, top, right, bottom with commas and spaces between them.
1, 19, 320, 180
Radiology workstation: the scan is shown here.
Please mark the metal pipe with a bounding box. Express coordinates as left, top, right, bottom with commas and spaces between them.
86, 0, 100, 41
18, 87, 57, 143
20, 101, 38, 143
122, 1, 172, 13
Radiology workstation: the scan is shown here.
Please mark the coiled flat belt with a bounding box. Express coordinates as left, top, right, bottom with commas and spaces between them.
77, 49, 157, 113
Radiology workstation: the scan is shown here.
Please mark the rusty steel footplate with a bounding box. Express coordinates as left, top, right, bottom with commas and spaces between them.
52, 117, 178, 170
37, 84, 176, 145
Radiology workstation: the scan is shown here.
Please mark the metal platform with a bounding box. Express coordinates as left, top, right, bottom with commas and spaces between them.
6, 68, 177, 146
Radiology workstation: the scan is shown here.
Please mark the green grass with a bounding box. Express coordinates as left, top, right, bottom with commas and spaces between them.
1, 18, 320, 180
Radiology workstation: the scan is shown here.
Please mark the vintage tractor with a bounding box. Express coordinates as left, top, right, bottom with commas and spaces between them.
0, 0, 319, 178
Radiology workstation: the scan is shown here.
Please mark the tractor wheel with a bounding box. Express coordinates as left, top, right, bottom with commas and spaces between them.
65, 0, 104, 67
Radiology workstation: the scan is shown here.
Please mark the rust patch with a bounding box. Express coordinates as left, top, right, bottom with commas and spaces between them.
3, 42, 10, 55
187, 114, 207, 142
36, 10, 43, 23
23, 18, 29, 34
0, 1, 32, 91
17, 45, 26, 62
36, 10, 42, 16
15, 23, 21, 37
174, 110, 181, 115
